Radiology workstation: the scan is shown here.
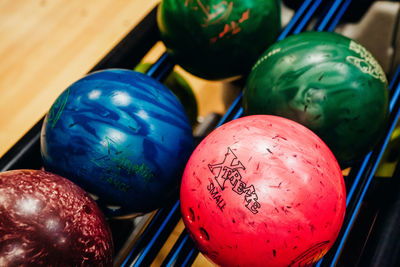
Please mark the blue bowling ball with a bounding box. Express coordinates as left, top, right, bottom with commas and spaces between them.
40, 69, 194, 217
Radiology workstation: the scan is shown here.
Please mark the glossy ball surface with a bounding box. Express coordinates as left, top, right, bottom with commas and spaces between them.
0, 169, 113, 266
243, 31, 389, 165
180, 115, 346, 267
134, 62, 198, 126
157, 0, 281, 80
41, 69, 194, 217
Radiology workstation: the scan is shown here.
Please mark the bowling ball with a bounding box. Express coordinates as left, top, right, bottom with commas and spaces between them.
157, 0, 281, 80
134, 62, 198, 126
243, 31, 389, 165
41, 69, 194, 217
0, 169, 113, 266
180, 115, 346, 267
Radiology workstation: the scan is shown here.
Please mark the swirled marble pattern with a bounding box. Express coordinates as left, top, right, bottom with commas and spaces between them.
0, 169, 113, 266
134, 62, 198, 127
243, 31, 389, 165
41, 69, 194, 217
157, 0, 281, 80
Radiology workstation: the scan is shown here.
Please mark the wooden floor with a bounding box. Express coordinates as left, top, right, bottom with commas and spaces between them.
0, 0, 229, 266
0, 0, 228, 157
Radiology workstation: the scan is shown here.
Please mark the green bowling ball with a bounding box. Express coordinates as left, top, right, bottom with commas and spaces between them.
243, 31, 389, 165
134, 62, 198, 126
157, 0, 281, 80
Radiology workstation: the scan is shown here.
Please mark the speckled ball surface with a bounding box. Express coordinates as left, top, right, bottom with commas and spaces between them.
180, 115, 346, 267
243, 31, 389, 165
0, 169, 113, 266
157, 0, 281, 80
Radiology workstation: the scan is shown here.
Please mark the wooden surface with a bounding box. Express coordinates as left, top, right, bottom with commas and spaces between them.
0, 0, 156, 155
0, 0, 226, 158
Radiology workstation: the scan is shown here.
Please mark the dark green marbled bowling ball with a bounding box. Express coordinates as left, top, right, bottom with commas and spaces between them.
134, 62, 198, 127
243, 31, 389, 165
157, 0, 281, 80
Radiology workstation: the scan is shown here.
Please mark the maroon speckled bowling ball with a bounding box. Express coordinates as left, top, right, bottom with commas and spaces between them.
0, 169, 113, 266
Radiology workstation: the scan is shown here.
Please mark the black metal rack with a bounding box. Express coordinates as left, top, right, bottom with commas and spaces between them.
2, 1, 400, 266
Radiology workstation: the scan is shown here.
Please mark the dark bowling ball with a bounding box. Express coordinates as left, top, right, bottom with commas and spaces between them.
157, 0, 281, 80
40, 69, 194, 217
0, 169, 113, 266
243, 31, 389, 165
